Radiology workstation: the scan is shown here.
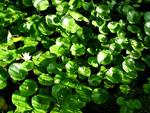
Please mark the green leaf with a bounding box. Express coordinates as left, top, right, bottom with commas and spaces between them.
45, 14, 60, 26
52, 0, 63, 6
68, 10, 89, 22
107, 22, 121, 33
8, 63, 28, 81
127, 10, 141, 24
38, 74, 54, 86
126, 99, 142, 109
105, 67, 123, 83
144, 22, 150, 36
88, 74, 102, 86
96, 4, 110, 14
116, 97, 126, 106
12, 91, 32, 112
141, 55, 150, 67
0, 80, 7, 89
122, 5, 134, 15
38, 21, 55, 35
97, 34, 108, 43
22, 0, 32, 7
32, 94, 51, 110
122, 58, 135, 73
127, 25, 140, 33
130, 40, 144, 51
75, 85, 92, 102
47, 63, 57, 74
144, 12, 150, 21
88, 57, 98, 68
65, 61, 79, 73
22, 60, 34, 71
143, 83, 150, 93
78, 66, 91, 77
91, 88, 109, 104
50, 44, 69, 57
144, 36, 150, 47
70, 43, 85, 56
97, 50, 113, 65
120, 105, 133, 113
52, 84, 71, 101
19, 79, 38, 96
32, 0, 49, 11
119, 85, 130, 94
61, 16, 79, 33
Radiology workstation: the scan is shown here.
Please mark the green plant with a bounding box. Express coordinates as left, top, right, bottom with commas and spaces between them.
0, 0, 150, 113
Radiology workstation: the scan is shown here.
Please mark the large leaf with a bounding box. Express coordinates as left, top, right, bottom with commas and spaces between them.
8, 63, 28, 81
91, 88, 109, 104
105, 67, 123, 83
32, 0, 49, 11
19, 79, 38, 96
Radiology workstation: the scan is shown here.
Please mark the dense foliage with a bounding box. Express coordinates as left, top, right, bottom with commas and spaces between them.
0, 0, 150, 113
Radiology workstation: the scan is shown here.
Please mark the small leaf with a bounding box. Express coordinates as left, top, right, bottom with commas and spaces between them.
32, 0, 49, 11
31, 94, 51, 110
61, 16, 79, 33
122, 58, 135, 73
78, 66, 91, 77
19, 79, 38, 96
97, 50, 113, 65
38, 74, 53, 86
144, 12, 150, 21
119, 85, 130, 94
91, 88, 109, 104
116, 97, 126, 106
88, 57, 98, 68
105, 67, 123, 83
8, 63, 28, 81
70, 43, 85, 56
144, 22, 150, 36
127, 10, 140, 24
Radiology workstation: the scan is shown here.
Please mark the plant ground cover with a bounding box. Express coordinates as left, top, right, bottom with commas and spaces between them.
0, 0, 150, 113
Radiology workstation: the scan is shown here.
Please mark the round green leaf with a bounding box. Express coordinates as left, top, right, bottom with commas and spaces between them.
22, 0, 32, 7
8, 63, 28, 81
61, 16, 79, 33
32, 0, 49, 11
31, 94, 51, 110
98, 34, 107, 43
50, 44, 68, 56
19, 79, 38, 96
97, 50, 113, 65
127, 10, 140, 24
88, 75, 102, 86
122, 58, 135, 73
91, 88, 109, 104
38, 74, 54, 86
47, 63, 57, 73
88, 57, 98, 68
70, 43, 85, 56
107, 22, 120, 33
78, 66, 91, 77
45, 14, 60, 26
119, 85, 130, 94
105, 67, 123, 83
143, 83, 150, 94
116, 97, 126, 106
0, 80, 7, 89
144, 12, 150, 21
127, 25, 140, 33
12, 91, 32, 111
144, 22, 150, 36
65, 61, 79, 73
122, 5, 134, 15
